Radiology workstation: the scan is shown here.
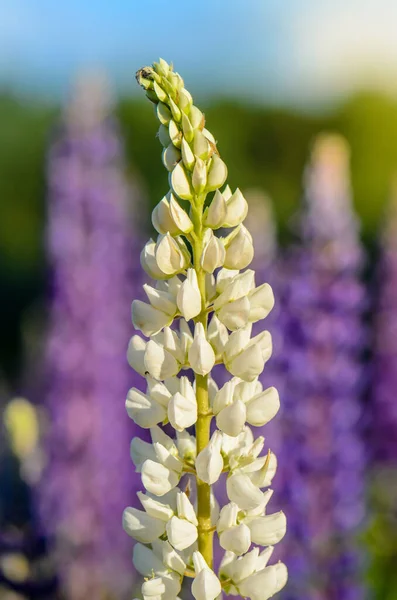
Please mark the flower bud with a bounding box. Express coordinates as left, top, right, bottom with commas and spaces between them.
182, 113, 194, 143
157, 102, 172, 125
169, 97, 181, 122
195, 431, 223, 485
166, 515, 198, 550
171, 162, 193, 201
153, 81, 168, 102
192, 157, 207, 194
224, 225, 254, 269
162, 144, 181, 172
126, 387, 166, 428
156, 232, 190, 275
188, 322, 216, 376
189, 106, 204, 129
158, 124, 171, 147
169, 194, 194, 233
177, 269, 202, 321
206, 154, 228, 192
152, 196, 180, 235
181, 137, 195, 170
179, 88, 193, 113
246, 386, 280, 427
169, 120, 182, 148
191, 552, 222, 600
207, 315, 229, 359
200, 229, 225, 273
141, 238, 168, 280
248, 283, 275, 322
223, 188, 248, 227
123, 507, 166, 543
205, 190, 227, 229
193, 130, 210, 160
168, 390, 197, 431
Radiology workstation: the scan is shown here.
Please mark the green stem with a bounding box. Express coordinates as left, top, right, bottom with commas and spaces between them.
191, 199, 213, 567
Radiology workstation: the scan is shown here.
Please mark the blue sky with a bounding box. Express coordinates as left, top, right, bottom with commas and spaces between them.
2, 0, 397, 107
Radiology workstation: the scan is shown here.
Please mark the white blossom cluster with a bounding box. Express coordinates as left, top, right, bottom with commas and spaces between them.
124, 58, 287, 600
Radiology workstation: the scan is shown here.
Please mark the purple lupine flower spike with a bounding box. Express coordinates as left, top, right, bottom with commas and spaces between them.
38, 74, 145, 600
280, 135, 367, 600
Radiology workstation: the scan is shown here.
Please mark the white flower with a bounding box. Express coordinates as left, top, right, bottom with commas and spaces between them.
122, 507, 166, 543
246, 511, 287, 546
213, 270, 255, 310
219, 522, 251, 555
216, 399, 246, 437
188, 322, 216, 376
137, 491, 175, 521
168, 385, 197, 432
133, 542, 167, 577
177, 269, 202, 321
143, 283, 177, 317
166, 515, 198, 550
181, 137, 195, 170
156, 233, 190, 276
169, 194, 194, 233
217, 296, 250, 331
141, 238, 168, 280
127, 335, 146, 375
223, 188, 248, 227
141, 573, 181, 600
171, 162, 193, 200
224, 325, 272, 382
245, 387, 280, 427
205, 189, 227, 228
162, 143, 182, 172
130, 437, 157, 472
131, 300, 173, 337
248, 282, 275, 322
193, 129, 210, 160
200, 229, 225, 273
207, 315, 229, 359
192, 157, 207, 194
144, 340, 180, 380
206, 154, 228, 192
126, 387, 166, 428
152, 195, 180, 235
195, 431, 223, 485
226, 473, 265, 510
238, 563, 288, 600
224, 225, 254, 270
141, 458, 181, 496
191, 552, 222, 600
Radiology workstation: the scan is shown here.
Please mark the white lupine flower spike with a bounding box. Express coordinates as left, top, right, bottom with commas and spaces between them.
124, 58, 287, 600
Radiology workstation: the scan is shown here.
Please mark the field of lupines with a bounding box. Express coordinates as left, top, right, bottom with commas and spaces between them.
0, 65, 397, 600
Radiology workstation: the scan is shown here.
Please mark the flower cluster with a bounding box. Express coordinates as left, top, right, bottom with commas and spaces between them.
124, 59, 287, 600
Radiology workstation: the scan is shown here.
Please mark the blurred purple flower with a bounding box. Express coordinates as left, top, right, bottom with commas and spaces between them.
38, 76, 145, 600
279, 135, 367, 600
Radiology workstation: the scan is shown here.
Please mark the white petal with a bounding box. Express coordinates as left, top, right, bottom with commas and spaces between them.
166, 516, 198, 550
132, 300, 173, 336
214, 270, 255, 310
152, 196, 180, 235
217, 502, 238, 533
238, 565, 278, 600
248, 283, 275, 322
141, 238, 168, 280
156, 233, 187, 275
168, 391, 197, 431
133, 543, 166, 577
188, 322, 215, 376
212, 379, 235, 414
162, 144, 181, 172
219, 523, 251, 555
171, 162, 193, 200
161, 540, 186, 575
177, 269, 202, 321
191, 554, 222, 600
169, 193, 194, 233
137, 491, 174, 522
226, 473, 265, 510
192, 157, 207, 194
195, 431, 223, 485
227, 343, 265, 382
247, 511, 287, 546
207, 315, 229, 358
177, 491, 198, 525
246, 387, 280, 427
223, 188, 248, 227
130, 437, 157, 471
200, 229, 225, 273
206, 154, 228, 192
217, 296, 250, 331
144, 284, 177, 316
229, 547, 260, 583
224, 225, 254, 270
142, 573, 181, 600
216, 400, 246, 437
127, 335, 147, 375
126, 388, 166, 428
122, 507, 166, 543
147, 376, 172, 408
141, 460, 180, 496
144, 340, 180, 380
205, 189, 227, 228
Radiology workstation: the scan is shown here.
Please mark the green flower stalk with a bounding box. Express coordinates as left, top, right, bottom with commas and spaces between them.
124, 59, 287, 600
